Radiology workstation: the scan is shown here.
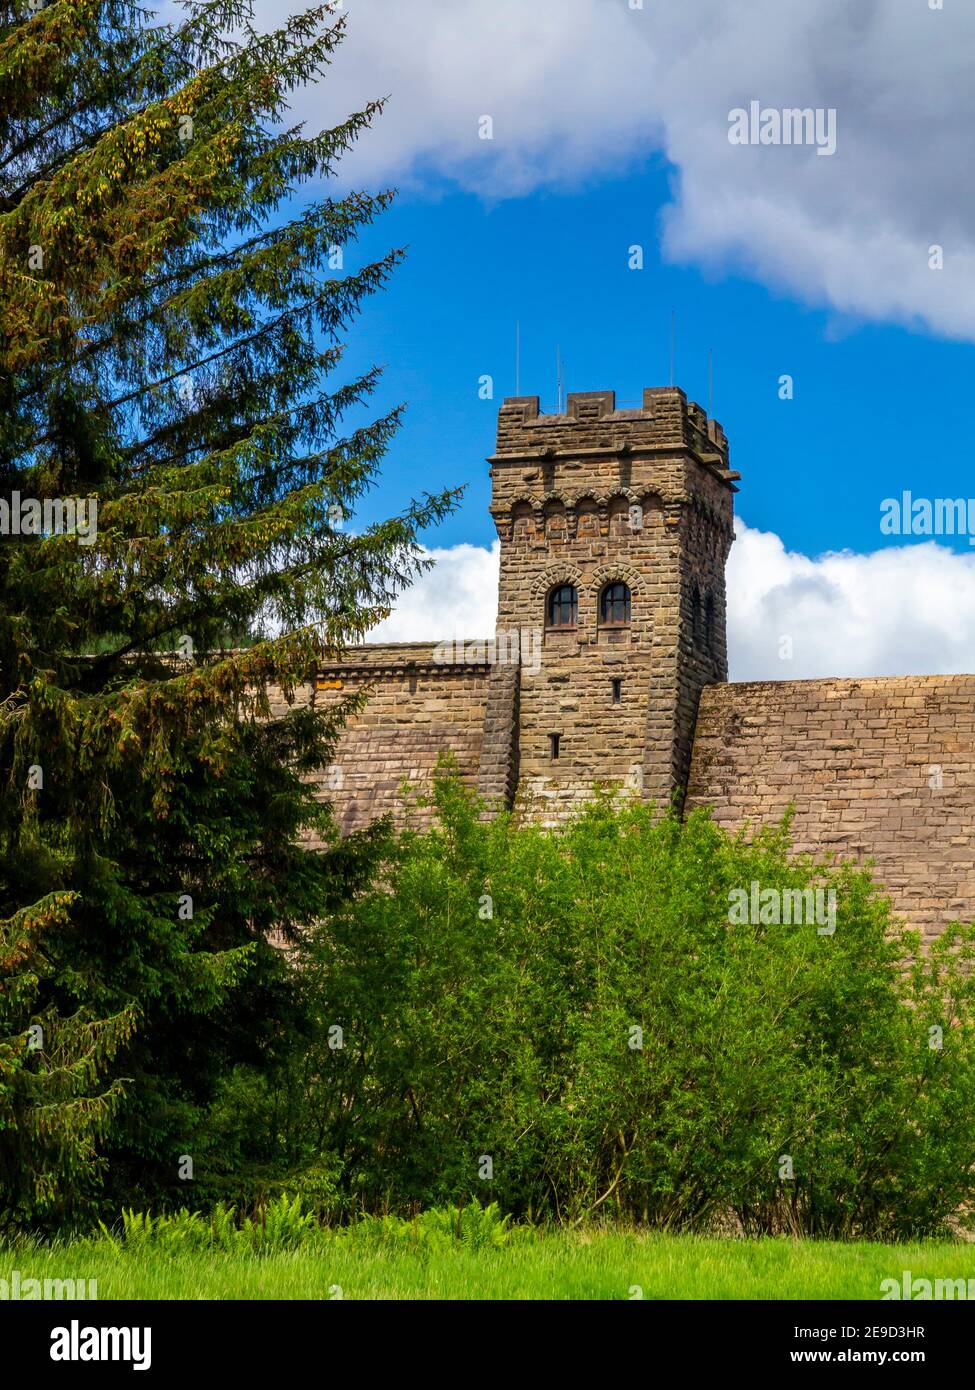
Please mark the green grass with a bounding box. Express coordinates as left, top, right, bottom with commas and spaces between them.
5, 1231, 975, 1300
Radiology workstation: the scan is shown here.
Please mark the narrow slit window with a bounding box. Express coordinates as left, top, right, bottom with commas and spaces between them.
549, 733, 561, 759
611, 678, 622, 704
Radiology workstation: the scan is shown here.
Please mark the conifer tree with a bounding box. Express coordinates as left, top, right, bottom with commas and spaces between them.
0, 0, 454, 1226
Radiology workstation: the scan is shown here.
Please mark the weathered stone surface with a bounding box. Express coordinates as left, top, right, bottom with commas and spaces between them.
280, 643, 489, 837
686, 676, 975, 945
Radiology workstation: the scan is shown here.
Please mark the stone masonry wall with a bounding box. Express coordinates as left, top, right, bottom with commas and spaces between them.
686, 675, 975, 944
269, 643, 490, 839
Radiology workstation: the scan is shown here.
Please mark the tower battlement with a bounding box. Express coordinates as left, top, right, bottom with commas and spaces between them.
493, 387, 733, 476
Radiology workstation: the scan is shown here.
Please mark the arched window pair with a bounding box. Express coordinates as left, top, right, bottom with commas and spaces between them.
546, 582, 631, 629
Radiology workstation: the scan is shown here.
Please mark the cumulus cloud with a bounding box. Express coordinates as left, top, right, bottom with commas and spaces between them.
653, 1, 975, 341
371, 522, 975, 681
271, 0, 660, 196
260, 0, 975, 340
727, 522, 975, 680
367, 540, 500, 642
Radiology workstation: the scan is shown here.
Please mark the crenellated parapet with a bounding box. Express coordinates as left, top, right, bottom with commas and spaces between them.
492, 387, 733, 472
488, 388, 737, 554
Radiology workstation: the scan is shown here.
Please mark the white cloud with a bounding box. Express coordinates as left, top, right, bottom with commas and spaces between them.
372, 522, 975, 681
277, 0, 659, 197
367, 540, 500, 642
262, 0, 975, 340
653, 2, 975, 341
727, 521, 975, 680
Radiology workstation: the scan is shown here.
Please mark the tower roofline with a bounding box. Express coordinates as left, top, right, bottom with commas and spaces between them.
489, 385, 739, 489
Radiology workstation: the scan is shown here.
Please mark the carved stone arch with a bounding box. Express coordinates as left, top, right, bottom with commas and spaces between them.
541, 489, 573, 508
508, 492, 542, 514
573, 493, 601, 540
531, 564, 583, 603
588, 563, 644, 596
638, 489, 665, 519
510, 497, 539, 542
606, 491, 637, 538
542, 495, 568, 542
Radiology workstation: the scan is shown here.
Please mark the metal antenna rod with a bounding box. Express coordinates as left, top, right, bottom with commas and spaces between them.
708, 347, 713, 418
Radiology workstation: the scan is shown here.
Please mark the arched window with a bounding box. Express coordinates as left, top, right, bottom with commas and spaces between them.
691, 583, 702, 644
546, 584, 578, 628
599, 582, 631, 626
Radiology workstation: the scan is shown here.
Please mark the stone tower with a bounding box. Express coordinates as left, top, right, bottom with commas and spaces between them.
479, 387, 738, 819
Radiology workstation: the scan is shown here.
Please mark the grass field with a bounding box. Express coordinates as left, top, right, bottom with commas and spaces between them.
5, 1231, 975, 1300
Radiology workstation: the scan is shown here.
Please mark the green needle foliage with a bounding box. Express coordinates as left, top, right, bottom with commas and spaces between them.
0, 0, 455, 1230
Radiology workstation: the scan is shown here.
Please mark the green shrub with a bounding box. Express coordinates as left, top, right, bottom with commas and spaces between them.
213, 766, 975, 1239
418, 1201, 514, 1250
245, 1193, 319, 1253
102, 1206, 214, 1255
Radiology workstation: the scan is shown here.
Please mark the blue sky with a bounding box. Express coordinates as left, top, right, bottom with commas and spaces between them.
343, 170, 975, 560
257, 0, 975, 679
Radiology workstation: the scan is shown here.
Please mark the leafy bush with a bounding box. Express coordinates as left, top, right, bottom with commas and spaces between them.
242, 765, 973, 1240
419, 1201, 515, 1250
44, 754, 968, 1244
247, 1193, 319, 1253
